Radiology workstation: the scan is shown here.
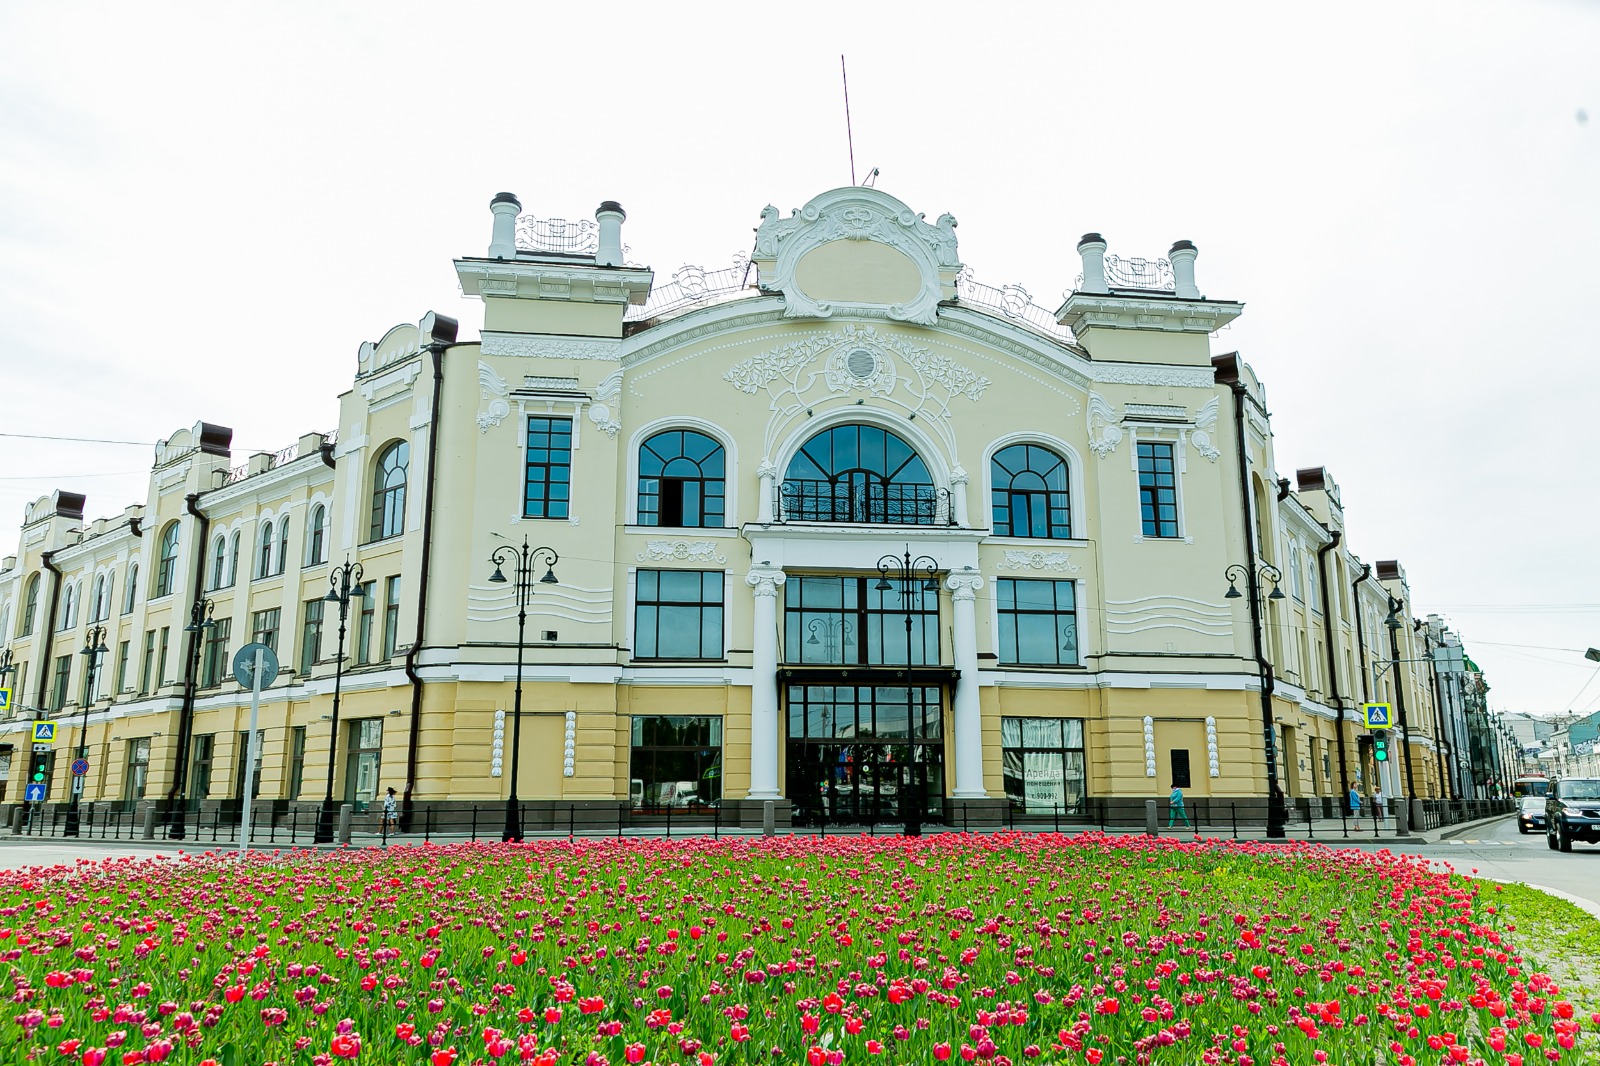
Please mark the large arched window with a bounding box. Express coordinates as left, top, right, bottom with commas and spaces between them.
122, 564, 138, 615
154, 522, 180, 597
638, 430, 726, 527
782, 424, 939, 525
990, 444, 1072, 539
58, 582, 76, 631
258, 521, 276, 579
228, 531, 241, 586
371, 441, 408, 541
306, 504, 327, 565
211, 535, 228, 589
21, 574, 39, 636
92, 574, 108, 621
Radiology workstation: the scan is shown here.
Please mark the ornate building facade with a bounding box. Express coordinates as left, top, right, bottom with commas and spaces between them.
0, 185, 1484, 830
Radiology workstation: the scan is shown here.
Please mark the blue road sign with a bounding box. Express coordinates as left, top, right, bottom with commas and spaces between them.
1362, 702, 1393, 729
71, 758, 90, 777
24, 783, 46, 802
31, 721, 56, 744
0, 687, 11, 712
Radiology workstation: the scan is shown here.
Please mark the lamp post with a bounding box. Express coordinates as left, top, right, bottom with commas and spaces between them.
1224, 562, 1287, 837
1382, 597, 1419, 805
63, 625, 109, 836
488, 537, 559, 843
876, 547, 941, 837
166, 598, 216, 839
314, 560, 365, 845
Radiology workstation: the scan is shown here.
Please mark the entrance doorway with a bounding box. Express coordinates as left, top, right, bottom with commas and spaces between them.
785, 684, 945, 826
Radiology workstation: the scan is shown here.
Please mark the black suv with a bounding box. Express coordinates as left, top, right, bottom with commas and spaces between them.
1545, 778, 1600, 852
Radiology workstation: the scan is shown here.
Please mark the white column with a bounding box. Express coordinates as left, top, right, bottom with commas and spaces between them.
1077, 234, 1108, 294
947, 568, 986, 798
745, 566, 786, 799
489, 192, 520, 259
948, 466, 970, 527
756, 460, 777, 523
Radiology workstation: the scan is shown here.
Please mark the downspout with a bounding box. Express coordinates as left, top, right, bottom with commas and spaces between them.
165, 492, 210, 822
1314, 529, 1349, 796
35, 551, 63, 712
1351, 564, 1372, 701
400, 324, 456, 832
1213, 355, 1285, 837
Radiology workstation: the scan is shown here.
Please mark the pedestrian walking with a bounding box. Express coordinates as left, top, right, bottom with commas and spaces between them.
1372, 786, 1387, 827
1167, 785, 1193, 830
381, 786, 398, 834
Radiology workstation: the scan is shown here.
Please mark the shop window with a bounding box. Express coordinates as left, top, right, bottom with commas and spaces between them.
1001, 717, 1086, 814
629, 715, 722, 810
345, 718, 383, 811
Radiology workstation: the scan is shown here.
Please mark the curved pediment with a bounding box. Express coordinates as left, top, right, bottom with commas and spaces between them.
751, 187, 961, 328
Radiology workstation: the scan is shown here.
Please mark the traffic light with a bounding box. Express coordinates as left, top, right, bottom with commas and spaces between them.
1374, 737, 1389, 763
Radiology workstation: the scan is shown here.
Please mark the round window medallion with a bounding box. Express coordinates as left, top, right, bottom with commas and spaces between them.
846, 348, 877, 380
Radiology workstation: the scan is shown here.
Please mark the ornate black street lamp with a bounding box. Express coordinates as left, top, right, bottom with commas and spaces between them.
1224, 562, 1288, 838
63, 625, 109, 836
876, 547, 941, 837
166, 598, 216, 840
488, 537, 559, 843
314, 560, 364, 845
1382, 597, 1420, 806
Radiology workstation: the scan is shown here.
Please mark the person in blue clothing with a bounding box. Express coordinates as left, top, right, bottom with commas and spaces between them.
1347, 781, 1362, 819
1168, 785, 1193, 830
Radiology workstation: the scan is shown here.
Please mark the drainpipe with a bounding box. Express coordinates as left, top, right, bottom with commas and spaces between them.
1351, 564, 1372, 701
1212, 354, 1285, 838
165, 492, 210, 832
35, 551, 64, 713
1314, 529, 1349, 797
400, 313, 458, 833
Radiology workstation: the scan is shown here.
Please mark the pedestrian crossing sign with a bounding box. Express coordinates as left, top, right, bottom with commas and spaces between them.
1362, 702, 1393, 729
31, 721, 56, 744
0, 688, 10, 712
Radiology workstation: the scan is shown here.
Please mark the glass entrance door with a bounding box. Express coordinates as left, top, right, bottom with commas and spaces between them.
785, 685, 945, 826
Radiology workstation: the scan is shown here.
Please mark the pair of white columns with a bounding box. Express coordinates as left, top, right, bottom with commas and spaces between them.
744, 565, 987, 801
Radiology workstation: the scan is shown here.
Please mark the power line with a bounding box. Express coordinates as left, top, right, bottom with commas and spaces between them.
0, 431, 155, 446
0, 470, 147, 481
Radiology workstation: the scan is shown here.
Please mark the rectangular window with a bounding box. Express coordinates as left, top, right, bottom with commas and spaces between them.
201, 618, 232, 687
783, 575, 939, 667
287, 725, 307, 800
523, 416, 572, 519
140, 630, 156, 695
635, 570, 724, 660
51, 655, 72, 711
345, 718, 383, 810
354, 583, 374, 665
189, 733, 214, 809
996, 579, 1078, 666
115, 640, 131, 694
237, 729, 264, 800
251, 608, 281, 656
124, 738, 151, 802
382, 575, 401, 659
156, 627, 170, 689
1001, 717, 1087, 814
300, 599, 324, 673
1137, 440, 1179, 538
1170, 748, 1192, 789
630, 715, 723, 810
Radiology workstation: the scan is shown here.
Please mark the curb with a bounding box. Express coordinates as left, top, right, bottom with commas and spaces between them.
1435, 813, 1514, 842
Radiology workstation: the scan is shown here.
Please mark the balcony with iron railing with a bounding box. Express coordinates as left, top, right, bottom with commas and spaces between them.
775, 480, 954, 527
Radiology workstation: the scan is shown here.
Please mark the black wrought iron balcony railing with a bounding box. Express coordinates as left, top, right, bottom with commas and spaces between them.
777, 480, 953, 526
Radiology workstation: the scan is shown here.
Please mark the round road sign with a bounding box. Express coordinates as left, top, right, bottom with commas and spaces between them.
71, 758, 89, 777
233, 643, 280, 689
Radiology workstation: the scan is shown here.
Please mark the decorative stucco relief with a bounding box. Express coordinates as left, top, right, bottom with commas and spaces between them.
1087, 393, 1124, 458
477, 362, 510, 433
723, 324, 988, 458
1089, 364, 1216, 388
996, 550, 1081, 573
588, 370, 622, 439
480, 333, 620, 361
635, 540, 727, 564
1191, 397, 1221, 462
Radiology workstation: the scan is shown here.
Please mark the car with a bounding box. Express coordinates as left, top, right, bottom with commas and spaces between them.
1545, 778, 1600, 852
1517, 795, 1546, 834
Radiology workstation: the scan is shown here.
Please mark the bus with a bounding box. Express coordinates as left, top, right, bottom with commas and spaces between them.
1513, 774, 1550, 834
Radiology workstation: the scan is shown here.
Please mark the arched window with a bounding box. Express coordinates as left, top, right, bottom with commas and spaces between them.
228, 531, 241, 586
123, 564, 138, 615
370, 441, 408, 541
306, 504, 327, 565
638, 430, 725, 527
258, 521, 275, 579
277, 520, 290, 576
22, 574, 40, 636
92, 574, 107, 621
781, 424, 938, 525
990, 444, 1072, 539
211, 535, 228, 589
58, 583, 76, 631
154, 522, 180, 597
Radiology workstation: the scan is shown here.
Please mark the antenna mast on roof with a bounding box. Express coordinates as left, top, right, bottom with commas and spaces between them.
841, 55, 857, 186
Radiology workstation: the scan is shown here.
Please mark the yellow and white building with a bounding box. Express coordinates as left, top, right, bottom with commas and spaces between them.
0, 185, 1478, 829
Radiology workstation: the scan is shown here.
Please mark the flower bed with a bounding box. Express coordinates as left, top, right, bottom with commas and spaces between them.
3, 834, 1595, 1065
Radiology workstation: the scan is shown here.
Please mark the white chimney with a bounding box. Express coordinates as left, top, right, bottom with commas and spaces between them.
1169, 240, 1199, 299
1077, 233, 1108, 294
488, 192, 520, 259
595, 201, 626, 267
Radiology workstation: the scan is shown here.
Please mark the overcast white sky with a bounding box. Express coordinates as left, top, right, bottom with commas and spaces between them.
1, 2, 1596, 717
